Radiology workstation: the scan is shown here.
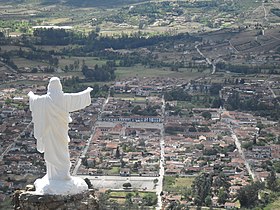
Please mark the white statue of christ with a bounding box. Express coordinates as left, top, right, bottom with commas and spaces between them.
28, 77, 92, 195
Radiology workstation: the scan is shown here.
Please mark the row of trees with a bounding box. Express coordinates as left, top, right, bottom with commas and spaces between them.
0, 47, 60, 71
237, 170, 280, 209
33, 28, 198, 51
164, 88, 191, 101
131, 105, 160, 116
164, 85, 224, 110
85, 32, 198, 51
33, 28, 87, 45
216, 62, 279, 74
0, 52, 18, 70
225, 91, 280, 121
191, 172, 274, 209
62, 76, 109, 97
82, 62, 116, 82
191, 172, 230, 207
191, 168, 280, 209
17, 47, 58, 66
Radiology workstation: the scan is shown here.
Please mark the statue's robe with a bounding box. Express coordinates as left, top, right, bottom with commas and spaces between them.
29, 88, 91, 180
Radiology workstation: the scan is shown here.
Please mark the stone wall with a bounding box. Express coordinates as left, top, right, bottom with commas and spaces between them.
14, 189, 99, 210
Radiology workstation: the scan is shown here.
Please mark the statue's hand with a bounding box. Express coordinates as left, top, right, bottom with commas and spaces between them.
27, 91, 34, 97
87, 87, 93, 92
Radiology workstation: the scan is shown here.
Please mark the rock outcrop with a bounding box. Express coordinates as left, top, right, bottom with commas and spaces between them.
14, 188, 99, 210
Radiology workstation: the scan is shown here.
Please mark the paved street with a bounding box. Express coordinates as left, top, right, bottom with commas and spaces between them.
156, 96, 165, 210
96, 121, 164, 129
78, 175, 157, 191
72, 129, 95, 175
195, 43, 216, 74
72, 93, 110, 175
75, 93, 166, 209
230, 127, 257, 181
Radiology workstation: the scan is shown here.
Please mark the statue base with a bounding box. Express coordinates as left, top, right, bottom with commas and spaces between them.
34, 176, 88, 195
14, 188, 99, 210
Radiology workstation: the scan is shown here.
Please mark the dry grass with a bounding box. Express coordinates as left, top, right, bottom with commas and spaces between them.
47, 18, 70, 24
173, 177, 194, 188
163, 176, 195, 193
13, 57, 47, 68
58, 56, 107, 69
116, 65, 208, 80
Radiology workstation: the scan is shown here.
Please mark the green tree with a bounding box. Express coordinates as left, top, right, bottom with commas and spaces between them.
211, 98, 223, 108
81, 156, 88, 167
143, 193, 157, 206
256, 121, 265, 134
64, 65, 69, 72
237, 181, 264, 208
123, 182, 132, 188
213, 172, 230, 192
217, 188, 228, 204
115, 146, 120, 159
125, 192, 133, 205
202, 111, 211, 120
209, 84, 222, 95
31, 67, 38, 73
273, 161, 280, 173
192, 173, 213, 206
267, 170, 279, 192
132, 105, 141, 115
98, 192, 110, 209
133, 161, 140, 171
205, 195, 212, 207
226, 91, 240, 110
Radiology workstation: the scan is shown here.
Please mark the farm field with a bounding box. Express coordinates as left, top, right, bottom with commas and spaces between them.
115, 65, 208, 80
1, 0, 277, 36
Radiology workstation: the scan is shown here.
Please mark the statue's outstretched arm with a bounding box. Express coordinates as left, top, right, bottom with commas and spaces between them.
64, 87, 93, 112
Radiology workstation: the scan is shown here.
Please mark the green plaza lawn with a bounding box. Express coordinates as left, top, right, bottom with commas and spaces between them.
163, 176, 195, 193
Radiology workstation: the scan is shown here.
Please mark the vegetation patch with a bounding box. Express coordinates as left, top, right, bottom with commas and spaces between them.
107, 166, 119, 175
264, 195, 280, 210
106, 190, 158, 207
163, 176, 195, 193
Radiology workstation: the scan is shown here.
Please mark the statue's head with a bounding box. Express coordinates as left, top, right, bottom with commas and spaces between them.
47, 77, 63, 95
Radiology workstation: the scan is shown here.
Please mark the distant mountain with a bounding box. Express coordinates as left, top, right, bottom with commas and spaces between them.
0, 0, 62, 4
65, 0, 149, 7
5, 0, 150, 7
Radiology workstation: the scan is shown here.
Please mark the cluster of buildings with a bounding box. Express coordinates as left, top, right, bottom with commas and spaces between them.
162, 108, 263, 208
101, 76, 279, 208
220, 79, 278, 102
0, 74, 279, 208
0, 84, 37, 202
112, 77, 186, 94
78, 124, 161, 177
101, 96, 162, 123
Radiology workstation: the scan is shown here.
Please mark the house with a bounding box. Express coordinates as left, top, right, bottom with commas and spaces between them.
229, 185, 241, 195
225, 202, 239, 209
251, 146, 271, 159
106, 142, 118, 150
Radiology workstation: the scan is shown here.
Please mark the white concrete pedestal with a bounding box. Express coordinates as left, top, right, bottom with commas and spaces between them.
34, 176, 88, 195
